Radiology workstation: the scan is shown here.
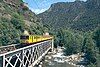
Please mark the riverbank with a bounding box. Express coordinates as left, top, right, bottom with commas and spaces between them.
43, 47, 85, 67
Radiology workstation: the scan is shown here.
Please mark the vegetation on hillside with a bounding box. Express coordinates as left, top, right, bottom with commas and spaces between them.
38, 0, 100, 32
0, 0, 44, 46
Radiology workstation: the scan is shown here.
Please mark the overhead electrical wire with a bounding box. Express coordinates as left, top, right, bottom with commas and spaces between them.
32, 0, 42, 14
32, 0, 48, 14
24, 0, 49, 14
33, 0, 40, 10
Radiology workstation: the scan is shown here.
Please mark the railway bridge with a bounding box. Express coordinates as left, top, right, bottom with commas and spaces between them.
0, 39, 54, 67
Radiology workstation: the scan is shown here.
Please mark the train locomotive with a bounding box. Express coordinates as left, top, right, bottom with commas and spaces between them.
20, 30, 53, 44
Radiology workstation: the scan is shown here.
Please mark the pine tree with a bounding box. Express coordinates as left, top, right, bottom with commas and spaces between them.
82, 36, 97, 64
93, 28, 100, 53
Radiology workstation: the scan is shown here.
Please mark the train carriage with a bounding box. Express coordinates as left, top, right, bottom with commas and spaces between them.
20, 31, 53, 44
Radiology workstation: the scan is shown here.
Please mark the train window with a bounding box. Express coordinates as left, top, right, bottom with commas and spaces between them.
32, 36, 33, 41
30, 36, 32, 39
34, 36, 40, 39
20, 36, 29, 39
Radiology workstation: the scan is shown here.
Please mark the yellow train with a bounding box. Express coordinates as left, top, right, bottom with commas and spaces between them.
20, 31, 53, 44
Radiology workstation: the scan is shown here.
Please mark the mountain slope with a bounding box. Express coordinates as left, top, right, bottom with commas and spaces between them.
38, 0, 100, 32
0, 0, 44, 46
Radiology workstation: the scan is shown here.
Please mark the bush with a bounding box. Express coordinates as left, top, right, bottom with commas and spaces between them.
10, 18, 25, 31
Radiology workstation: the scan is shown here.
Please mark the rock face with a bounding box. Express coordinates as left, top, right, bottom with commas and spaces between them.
3, 0, 23, 5
38, 0, 100, 31
0, 0, 44, 46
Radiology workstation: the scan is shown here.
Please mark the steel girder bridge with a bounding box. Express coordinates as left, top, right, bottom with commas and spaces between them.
0, 39, 54, 67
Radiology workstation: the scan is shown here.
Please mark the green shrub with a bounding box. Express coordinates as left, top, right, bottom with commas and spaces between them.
10, 18, 25, 31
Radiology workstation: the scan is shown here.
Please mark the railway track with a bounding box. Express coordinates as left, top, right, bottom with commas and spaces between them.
0, 43, 37, 54
0, 44, 19, 54
0, 39, 52, 54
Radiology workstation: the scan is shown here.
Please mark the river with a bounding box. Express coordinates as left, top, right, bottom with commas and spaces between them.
42, 47, 84, 67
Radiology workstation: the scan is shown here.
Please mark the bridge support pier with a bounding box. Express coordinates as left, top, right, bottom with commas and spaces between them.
52, 39, 54, 52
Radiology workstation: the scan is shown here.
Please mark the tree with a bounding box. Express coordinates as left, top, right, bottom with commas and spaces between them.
93, 28, 100, 53
82, 36, 97, 64
10, 18, 25, 31
63, 30, 83, 55
56, 28, 64, 47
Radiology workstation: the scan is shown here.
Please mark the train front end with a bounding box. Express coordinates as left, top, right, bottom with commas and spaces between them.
20, 35, 29, 44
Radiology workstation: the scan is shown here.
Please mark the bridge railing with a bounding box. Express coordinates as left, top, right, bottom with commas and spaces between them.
0, 40, 52, 67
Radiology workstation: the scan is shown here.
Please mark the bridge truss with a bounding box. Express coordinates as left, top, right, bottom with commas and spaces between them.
0, 40, 53, 67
